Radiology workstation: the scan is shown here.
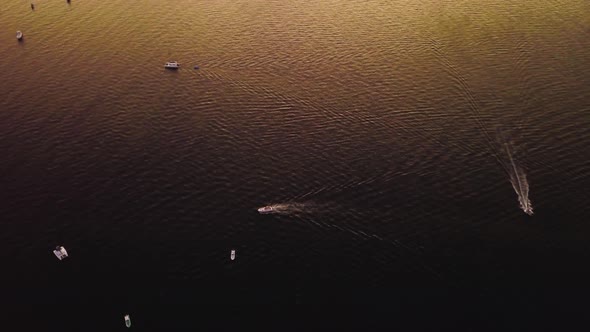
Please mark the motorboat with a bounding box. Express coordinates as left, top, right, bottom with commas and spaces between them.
164, 61, 180, 69
230, 249, 236, 261
124, 315, 131, 328
53, 246, 68, 260
257, 206, 274, 214
16, 31, 23, 40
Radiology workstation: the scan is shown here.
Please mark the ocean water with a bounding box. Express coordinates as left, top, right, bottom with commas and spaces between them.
1, 0, 589, 329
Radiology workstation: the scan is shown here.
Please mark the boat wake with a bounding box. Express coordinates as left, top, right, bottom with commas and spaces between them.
257, 200, 449, 282
257, 201, 380, 237
503, 143, 533, 215
257, 202, 313, 215
428, 35, 535, 217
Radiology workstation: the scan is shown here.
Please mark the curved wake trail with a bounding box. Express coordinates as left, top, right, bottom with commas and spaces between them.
504, 144, 533, 215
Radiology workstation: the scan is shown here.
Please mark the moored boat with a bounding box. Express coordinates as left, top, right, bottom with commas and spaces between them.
124, 315, 131, 328
164, 61, 180, 69
230, 249, 236, 260
53, 246, 68, 260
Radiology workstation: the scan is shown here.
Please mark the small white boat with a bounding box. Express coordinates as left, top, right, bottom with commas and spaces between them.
16, 31, 23, 40
164, 61, 180, 69
230, 249, 236, 261
53, 246, 68, 260
124, 314, 131, 328
257, 206, 275, 214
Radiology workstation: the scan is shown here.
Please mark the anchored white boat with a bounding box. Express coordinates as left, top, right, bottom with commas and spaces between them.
230, 249, 236, 261
53, 246, 68, 260
164, 61, 180, 69
16, 31, 23, 40
257, 206, 275, 214
124, 315, 131, 328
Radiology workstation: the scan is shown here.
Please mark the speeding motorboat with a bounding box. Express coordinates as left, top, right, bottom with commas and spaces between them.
16, 31, 23, 40
53, 246, 68, 260
257, 206, 275, 214
164, 61, 180, 69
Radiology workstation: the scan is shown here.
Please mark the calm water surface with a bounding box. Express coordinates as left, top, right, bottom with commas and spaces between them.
1, 0, 589, 329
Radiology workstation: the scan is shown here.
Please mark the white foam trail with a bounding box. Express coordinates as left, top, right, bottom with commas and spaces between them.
259, 202, 315, 215
259, 201, 377, 239
505, 144, 533, 215
258, 201, 447, 281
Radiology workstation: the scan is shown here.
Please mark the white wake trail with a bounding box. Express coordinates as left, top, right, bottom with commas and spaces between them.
505, 143, 533, 215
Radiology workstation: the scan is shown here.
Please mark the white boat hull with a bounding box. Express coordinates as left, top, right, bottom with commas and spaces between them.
164, 61, 180, 69
257, 206, 274, 214
53, 246, 68, 260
